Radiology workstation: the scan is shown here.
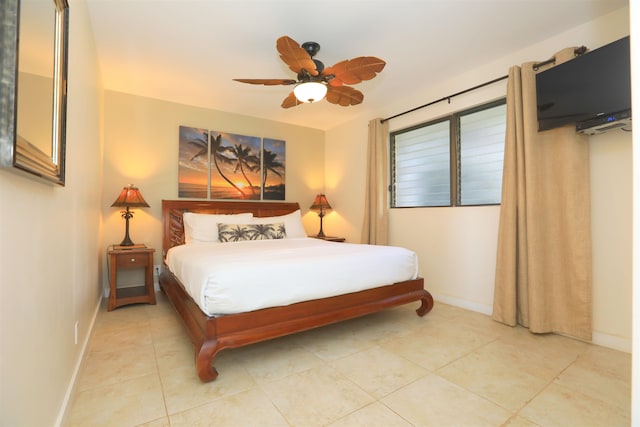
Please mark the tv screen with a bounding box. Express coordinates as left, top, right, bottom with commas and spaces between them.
536, 36, 631, 132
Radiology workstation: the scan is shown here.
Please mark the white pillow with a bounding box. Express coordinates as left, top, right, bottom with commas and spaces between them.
253, 209, 307, 238
183, 212, 253, 244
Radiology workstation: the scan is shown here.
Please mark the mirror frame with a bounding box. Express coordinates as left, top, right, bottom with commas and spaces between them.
0, 0, 69, 186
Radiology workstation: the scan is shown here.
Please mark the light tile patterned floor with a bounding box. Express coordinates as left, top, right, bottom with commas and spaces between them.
65, 292, 630, 426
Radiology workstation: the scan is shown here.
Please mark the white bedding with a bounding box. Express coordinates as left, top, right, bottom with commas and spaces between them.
165, 238, 419, 316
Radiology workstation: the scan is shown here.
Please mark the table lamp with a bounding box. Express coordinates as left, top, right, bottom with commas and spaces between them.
310, 194, 332, 238
111, 184, 149, 246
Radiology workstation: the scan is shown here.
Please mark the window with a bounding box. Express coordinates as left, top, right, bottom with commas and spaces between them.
391, 99, 506, 207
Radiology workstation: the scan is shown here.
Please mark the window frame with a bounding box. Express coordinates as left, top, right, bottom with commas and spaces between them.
390, 98, 506, 208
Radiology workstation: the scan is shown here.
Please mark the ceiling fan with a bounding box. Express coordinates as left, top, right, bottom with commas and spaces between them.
233, 36, 386, 109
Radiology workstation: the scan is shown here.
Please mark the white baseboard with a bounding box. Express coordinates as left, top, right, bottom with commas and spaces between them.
432, 293, 493, 316
55, 296, 102, 427
592, 331, 632, 353
432, 293, 631, 353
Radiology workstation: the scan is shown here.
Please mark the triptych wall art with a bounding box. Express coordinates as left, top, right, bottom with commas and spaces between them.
178, 126, 286, 200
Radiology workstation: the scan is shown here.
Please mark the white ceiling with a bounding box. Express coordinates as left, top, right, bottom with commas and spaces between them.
85, 0, 627, 131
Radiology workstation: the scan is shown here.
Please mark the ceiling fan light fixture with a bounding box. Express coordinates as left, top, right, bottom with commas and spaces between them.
293, 81, 327, 103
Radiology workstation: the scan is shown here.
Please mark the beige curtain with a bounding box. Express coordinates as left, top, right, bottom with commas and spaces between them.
492, 48, 593, 341
361, 118, 389, 245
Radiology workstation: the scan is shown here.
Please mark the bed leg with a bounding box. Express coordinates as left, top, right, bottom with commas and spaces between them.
195, 340, 220, 382
416, 291, 434, 317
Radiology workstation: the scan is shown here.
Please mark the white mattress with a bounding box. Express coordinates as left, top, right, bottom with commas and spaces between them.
165, 238, 419, 316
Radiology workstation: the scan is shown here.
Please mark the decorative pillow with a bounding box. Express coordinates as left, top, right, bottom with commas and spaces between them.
183, 212, 254, 244
218, 223, 286, 242
252, 210, 306, 238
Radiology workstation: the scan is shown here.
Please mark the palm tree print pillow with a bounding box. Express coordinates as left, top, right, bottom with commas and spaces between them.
218, 223, 286, 242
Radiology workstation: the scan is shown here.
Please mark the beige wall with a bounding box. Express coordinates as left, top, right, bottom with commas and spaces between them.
0, 0, 104, 425
326, 6, 632, 351
101, 91, 326, 278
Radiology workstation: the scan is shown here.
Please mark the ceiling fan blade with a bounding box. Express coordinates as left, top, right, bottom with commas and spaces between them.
276, 36, 319, 77
323, 56, 386, 86
325, 85, 364, 106
233, 78, 297, 86
281, 91, 302, 109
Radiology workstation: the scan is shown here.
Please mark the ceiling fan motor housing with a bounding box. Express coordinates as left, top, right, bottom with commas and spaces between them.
301, 42, 325, 73
301, 41, 320, 57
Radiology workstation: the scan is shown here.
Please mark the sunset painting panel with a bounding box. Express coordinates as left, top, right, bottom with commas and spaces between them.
209, 131, 262, 200
262, 138, 285, 200
178, 126, 209, 198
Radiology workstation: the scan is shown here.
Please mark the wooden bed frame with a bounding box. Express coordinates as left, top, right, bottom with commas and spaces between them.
159, 199, 434, 382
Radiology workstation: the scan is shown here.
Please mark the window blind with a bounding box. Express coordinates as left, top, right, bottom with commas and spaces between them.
393, 120, 450, 207
459, 103, 506, 205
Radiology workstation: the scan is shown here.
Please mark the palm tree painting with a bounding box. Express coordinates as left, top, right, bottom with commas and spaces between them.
209, 131, 261, 200
262, 138, 286, 200
178, 126, 209, 198
178, 126, 286, 201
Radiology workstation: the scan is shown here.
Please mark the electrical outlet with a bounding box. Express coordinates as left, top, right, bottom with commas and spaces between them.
154, 265, 161, 276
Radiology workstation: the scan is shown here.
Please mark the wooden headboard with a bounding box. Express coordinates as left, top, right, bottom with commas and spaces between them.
161, 200, 301, 258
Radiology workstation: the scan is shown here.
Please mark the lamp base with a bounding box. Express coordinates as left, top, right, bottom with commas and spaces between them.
119, 208, 136, 246
316, 213, 326, 238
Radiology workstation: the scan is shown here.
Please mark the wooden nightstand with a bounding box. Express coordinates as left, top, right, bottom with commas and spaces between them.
310, 235, 346, 243
107, 245, 156, 311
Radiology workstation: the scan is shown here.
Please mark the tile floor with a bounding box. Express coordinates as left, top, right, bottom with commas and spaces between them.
65, 292, 630, 426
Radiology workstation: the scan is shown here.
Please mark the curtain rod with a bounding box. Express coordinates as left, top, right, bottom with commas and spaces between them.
381, 74, 508, 123
532, 45, 587, 71
382, 46, 587, 123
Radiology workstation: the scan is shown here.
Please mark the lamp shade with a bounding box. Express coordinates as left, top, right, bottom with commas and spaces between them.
294, 82, 327, 103
111, 184, 149, 208
310, 194, 332, 213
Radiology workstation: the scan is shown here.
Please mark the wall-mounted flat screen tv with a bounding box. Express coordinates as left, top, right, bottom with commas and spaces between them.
536, 36, 631, 133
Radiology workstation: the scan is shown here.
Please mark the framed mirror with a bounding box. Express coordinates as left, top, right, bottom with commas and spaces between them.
0, 0, 69, 186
